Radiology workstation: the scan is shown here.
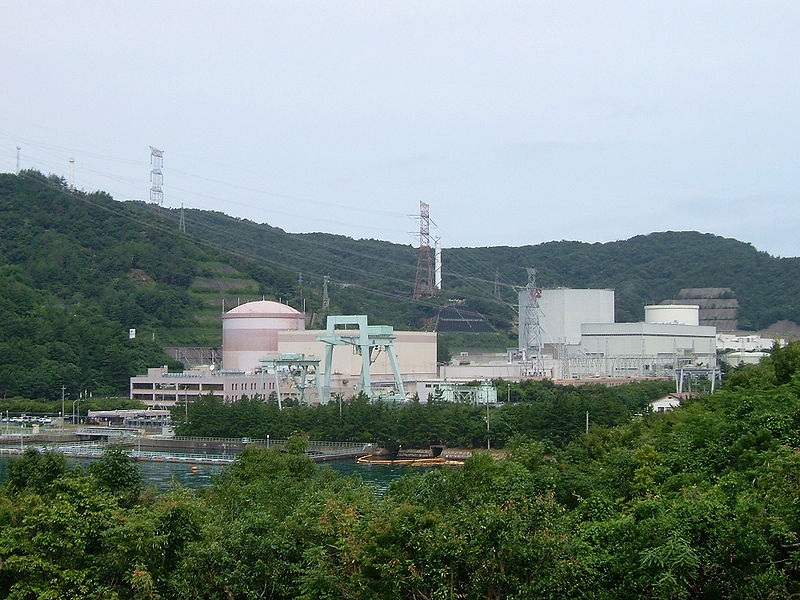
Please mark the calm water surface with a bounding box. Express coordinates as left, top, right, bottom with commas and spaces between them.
0, 454, 422, 493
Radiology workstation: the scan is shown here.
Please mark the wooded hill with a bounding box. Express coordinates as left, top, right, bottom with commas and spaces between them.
2, 170, 799, 397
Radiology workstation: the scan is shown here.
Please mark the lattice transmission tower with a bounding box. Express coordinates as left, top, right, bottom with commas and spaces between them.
413, 201, 435, 299
149, 146, 164, 206
520, 267, 545, 376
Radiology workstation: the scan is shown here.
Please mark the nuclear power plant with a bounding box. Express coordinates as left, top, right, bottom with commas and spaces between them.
131, 223, 722, 407
131, 300, 438, 407
131, 280, 724, 407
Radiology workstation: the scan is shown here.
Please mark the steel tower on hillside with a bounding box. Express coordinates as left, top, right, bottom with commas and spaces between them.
149, 146, 164, 206
413, 201, 435, 299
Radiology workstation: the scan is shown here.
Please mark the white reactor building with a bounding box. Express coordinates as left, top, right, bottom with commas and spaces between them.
519, 288, 615, 348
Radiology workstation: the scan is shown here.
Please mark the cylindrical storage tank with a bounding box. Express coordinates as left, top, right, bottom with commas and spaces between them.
644, 304, 699, 326
222, 300, 305, 371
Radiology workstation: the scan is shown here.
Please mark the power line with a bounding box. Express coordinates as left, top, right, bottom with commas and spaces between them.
11, 171, 443, 312
9, 166, 518, 320
10, 159, 505, 314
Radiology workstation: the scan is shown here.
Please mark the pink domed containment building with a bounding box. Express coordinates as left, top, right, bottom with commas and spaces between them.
222, 300, 305, 372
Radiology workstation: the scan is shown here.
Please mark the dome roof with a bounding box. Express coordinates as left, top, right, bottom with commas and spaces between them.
224, 300, 303, 318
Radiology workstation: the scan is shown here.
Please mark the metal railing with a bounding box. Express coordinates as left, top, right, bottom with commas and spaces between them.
170, 436, 372, 449
0, 431, 374, 463
0, 445, 236, 463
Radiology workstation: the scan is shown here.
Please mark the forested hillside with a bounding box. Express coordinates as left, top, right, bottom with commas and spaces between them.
178, 209, 800, 332
171, 190, 800, 331
452, 235, 800, 328
2, 346, 799, 598
2, 169, 800, 398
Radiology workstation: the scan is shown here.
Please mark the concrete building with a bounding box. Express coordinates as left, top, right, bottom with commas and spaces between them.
131, 366, 280, 406
716, 333, 783, 352
720, 351, 769, 367
520, 288, 615, 347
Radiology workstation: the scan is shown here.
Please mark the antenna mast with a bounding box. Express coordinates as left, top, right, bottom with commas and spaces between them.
149, 146, 164, 206
413, 201, 435, 298
16, 146, 21, 173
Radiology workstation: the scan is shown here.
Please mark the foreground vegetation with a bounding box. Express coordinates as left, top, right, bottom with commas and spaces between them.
2, 346, 800, 598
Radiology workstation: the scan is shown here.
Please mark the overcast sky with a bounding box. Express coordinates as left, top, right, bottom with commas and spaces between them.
2, 1, 798, 256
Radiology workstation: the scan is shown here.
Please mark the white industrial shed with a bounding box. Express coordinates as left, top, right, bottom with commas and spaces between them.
578, 322, 716, 369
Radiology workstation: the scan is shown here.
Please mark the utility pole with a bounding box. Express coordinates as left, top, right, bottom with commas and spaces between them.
179, 203, 186, 233
61, 385, 66, 427
16, 146, 21, 173
297, 272, 304, 308
69, 158, 75, 188
434, 237, 442, 291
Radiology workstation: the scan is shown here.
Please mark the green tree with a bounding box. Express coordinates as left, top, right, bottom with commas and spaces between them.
89, 447, 143, 506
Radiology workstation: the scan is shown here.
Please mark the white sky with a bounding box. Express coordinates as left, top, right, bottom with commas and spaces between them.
2, 1, 798, 256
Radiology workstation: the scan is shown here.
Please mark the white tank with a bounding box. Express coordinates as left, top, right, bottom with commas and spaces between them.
644, 304, 699, 326
222, 300, 305, 371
